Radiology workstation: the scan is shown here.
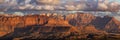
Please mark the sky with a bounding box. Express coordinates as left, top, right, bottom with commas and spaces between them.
0, 0, 119, 11
110, 0, 120, 2
3, 0, 120, 4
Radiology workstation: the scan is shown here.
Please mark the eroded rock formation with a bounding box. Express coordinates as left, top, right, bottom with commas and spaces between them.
0, 13, 120, 39
105, 17, 120, 33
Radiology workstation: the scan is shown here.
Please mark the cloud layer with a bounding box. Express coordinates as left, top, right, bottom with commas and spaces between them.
36, 0, 60, 5
0, 0, 119, 12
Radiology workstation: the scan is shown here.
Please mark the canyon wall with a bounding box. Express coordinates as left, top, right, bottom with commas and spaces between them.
0, 13, 120, 39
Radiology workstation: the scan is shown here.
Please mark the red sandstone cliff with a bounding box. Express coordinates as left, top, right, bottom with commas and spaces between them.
0, 13, 120, 39
0, 15, 49, 37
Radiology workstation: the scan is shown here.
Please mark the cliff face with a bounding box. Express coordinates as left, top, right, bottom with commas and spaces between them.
0, 15, 48, 37
84, 25, 101, 33
68, 13, 96, 26
68, 13, 120, 33
0, 15, 79, 39
105, 17, 120, 33
91, 16, 112, 29
0, 13, 120, 39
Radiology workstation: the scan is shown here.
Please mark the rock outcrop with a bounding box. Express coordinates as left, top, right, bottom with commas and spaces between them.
105, 17, 120, 33
0, 15, 48, 37
0, 13, 120, 39
68, 13, 96, 26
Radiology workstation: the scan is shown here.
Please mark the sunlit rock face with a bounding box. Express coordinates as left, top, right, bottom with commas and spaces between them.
47, 18, 70, 26
84, 25, 102, 33
0, 14, 79, 39
1, 13, 120, 39
23, 15, 49, 26
0, 15, 49, 37
0, 16, 21, 37
23, 15, 38, 27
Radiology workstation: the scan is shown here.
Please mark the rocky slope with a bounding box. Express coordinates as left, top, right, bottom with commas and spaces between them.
0, 13, 120, 39
105, 17, 120, 33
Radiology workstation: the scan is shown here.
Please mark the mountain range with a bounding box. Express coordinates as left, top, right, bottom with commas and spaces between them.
0, 12, 120, 39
